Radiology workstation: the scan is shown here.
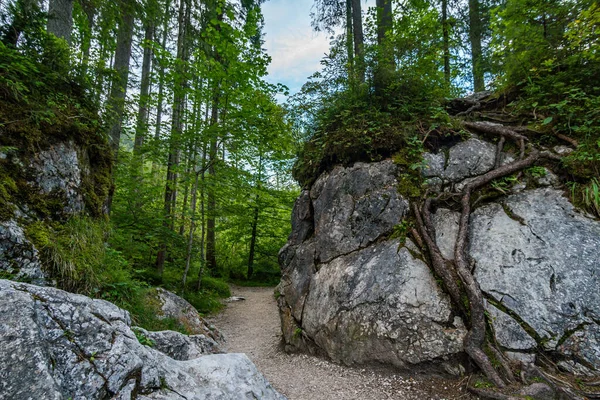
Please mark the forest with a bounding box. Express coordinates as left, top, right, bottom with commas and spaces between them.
1, 0, 599, 356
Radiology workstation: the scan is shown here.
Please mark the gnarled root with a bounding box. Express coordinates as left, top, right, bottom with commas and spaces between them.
413, 140, 547, 388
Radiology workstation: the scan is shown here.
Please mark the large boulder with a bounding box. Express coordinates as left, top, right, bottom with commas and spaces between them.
279, 137, 600, 376
0, 279, 284, 400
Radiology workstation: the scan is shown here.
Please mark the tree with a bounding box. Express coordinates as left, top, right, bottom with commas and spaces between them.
311, 0, 364, 84
468, 0, 484, 91
374, 0, 394, 95
106, 0, 135, 156
47, 0, 74, 43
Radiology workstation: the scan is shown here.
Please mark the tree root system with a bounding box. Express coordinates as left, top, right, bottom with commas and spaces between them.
410, 122, 597, 399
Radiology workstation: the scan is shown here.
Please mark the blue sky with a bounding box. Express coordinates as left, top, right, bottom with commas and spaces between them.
262, 0, 375, 98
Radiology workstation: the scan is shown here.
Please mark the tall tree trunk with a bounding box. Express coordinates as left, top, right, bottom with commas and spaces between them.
47, 0, 74, 43
376, 0, 393, 45
179, 148, 192, 235
156, 0, 190, 275
133, 21, 155, 154
107, 0, 135, 157
375, 0, 394, 97
345, 0, 354, 83
79, 0, 95, 71
442, 0, 450, 84
205, 95, 219, 274
182, 148, 199, 289
468, 0, 484, 92
152, 0, 172, 174
205, 2, 225, 275
196, 141, 208, 291
351, 0, 364, 83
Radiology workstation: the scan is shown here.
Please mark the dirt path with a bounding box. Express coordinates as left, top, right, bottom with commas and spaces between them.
209, 286, 474, 400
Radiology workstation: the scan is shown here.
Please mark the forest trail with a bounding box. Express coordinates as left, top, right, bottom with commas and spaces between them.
209, 286, 473, 400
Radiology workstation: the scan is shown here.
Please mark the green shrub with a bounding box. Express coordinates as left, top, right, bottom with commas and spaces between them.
200, 276, 231, 298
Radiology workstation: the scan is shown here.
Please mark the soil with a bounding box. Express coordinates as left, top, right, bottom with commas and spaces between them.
209, 285, 477, 400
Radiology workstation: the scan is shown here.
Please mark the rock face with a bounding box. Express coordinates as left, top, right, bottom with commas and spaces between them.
30, 141, 86, 215
279, 137, 600, 375
0, 279, 284, 400
279, 160, 467, 371
0, 140, 108, 284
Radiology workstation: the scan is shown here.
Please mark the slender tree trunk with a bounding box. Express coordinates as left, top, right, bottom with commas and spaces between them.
107, 0, 135, 157
442, 0, 450, 84
156, 0, 189, 275
196, 142, 208, 291
351, 0, 364, 83
206, 96, 219, 274
468, 0, 484, 91
182, 149, 199, 289
205, 2, 225, 275
47, 0, 74, 43
79, 0, 95, 71
345, 0, 354, 82
376, 0, 393, 45
133, 21, 155, 154
152, 0, 172, 170
375, 0, 394, 96
179, 148, 192, 235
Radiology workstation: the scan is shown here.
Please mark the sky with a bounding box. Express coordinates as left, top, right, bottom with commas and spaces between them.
262, 0, 374, 99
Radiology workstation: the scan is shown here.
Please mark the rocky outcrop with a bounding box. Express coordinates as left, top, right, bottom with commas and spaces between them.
279, 135, 600, 376
0, 140, 110, 284
278, 160, 466, 372
0, 279, 284, 400
150, 287, 224, 343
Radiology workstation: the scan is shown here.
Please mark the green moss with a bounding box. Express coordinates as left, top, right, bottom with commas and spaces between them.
24, 221, 51, 249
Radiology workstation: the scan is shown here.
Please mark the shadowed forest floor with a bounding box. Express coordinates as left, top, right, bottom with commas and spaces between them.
209, 286, 476, 400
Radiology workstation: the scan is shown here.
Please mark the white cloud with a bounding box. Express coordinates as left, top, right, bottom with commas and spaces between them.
262, 0, 331, 95
262, 0, 376, 96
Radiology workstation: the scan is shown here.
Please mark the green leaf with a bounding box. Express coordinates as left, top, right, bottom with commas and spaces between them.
542, 117, 553, 125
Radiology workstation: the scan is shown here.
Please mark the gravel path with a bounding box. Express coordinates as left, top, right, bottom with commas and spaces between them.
209, 286, 475, 400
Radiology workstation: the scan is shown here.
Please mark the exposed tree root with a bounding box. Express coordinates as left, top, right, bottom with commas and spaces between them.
412, 121, 556, 390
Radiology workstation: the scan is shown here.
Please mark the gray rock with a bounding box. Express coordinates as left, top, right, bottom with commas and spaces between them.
444, 138, 496, 182
505, 352, 536, 364
288, 190, 313, 245
432, 208, 460, 260
310, 160, 407, 263
0, 279, 284, 400
279, 241, 316, 323
422, 152, 445, 178
558, 323, 600, 371
486, 301, 536, 350
534, 168, 560, 187
29, 141, 85, 214
151, 287, 224, 342
301, 239, 466, 368
133, 328, 221, 361
471, 188, 600, 363
280, 145, 600, 373
519, 383, 555, 400
0, 220, 47, 284
554, 145, 574, 155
